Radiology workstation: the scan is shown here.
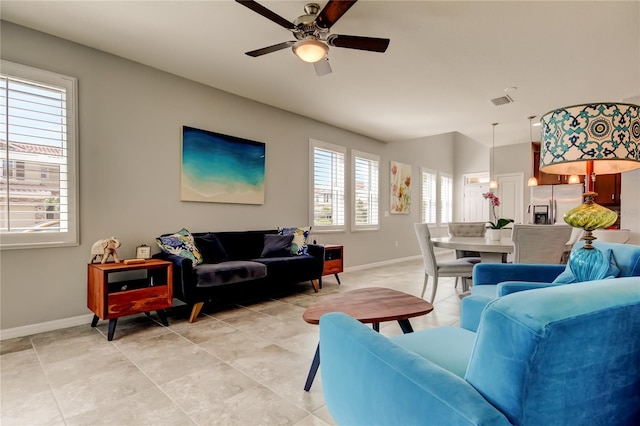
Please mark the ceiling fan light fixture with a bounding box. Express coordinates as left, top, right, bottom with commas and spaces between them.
293, 38, 328, 63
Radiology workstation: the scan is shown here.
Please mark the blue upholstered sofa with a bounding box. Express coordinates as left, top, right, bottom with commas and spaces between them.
153, 229, 324, 322
320, 277, 640, 425
460, 241, 640, 331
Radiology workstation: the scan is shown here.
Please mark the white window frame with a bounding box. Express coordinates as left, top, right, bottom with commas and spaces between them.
1, 60, 79, 249
420, 167, 437, 225
439, 172, 454, 225
309, 139, 346, 232
351, 149, 379, 231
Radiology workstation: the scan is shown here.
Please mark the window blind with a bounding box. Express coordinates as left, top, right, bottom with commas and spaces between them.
353, 153, 379, 228
312, 145, 345, 227
1, 60, 78, 248
440, 174, 453, 224
421, 169, 437, 224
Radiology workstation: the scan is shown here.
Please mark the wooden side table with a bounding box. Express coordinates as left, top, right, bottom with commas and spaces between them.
320, 244, 343, 288
87, 259, 173, 340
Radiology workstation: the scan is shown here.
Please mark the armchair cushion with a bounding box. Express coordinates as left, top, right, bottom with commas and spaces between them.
390, 327, 476, 378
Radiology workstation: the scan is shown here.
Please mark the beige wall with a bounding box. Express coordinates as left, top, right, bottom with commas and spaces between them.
0, 22, 489, 331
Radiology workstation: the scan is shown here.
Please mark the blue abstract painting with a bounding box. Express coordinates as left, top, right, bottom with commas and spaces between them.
181, 126, 266, 204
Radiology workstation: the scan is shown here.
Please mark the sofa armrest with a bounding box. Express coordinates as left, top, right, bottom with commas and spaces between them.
152, 252, 194, 302
319, 313, 511, 426
473, 263, 566, 286
306, 243, 324, 260
497, 281, 560, 296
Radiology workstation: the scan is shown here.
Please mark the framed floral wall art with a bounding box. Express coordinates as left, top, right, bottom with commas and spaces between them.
390, 161, 411, 214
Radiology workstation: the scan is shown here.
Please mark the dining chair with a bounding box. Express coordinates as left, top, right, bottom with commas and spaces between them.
560, 227, 584, 264
512, 224, 573, 264
447, 222, 485, 287
414, 223, 476, 302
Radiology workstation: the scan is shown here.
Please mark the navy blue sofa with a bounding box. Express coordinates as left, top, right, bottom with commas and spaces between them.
154, 229, 324, 322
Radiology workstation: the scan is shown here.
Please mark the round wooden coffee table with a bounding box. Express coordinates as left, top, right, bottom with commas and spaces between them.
303, 287, 433, 391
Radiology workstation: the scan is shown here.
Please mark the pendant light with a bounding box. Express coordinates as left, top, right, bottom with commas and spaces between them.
489, 123, 499, 189
527, 115, 539, 187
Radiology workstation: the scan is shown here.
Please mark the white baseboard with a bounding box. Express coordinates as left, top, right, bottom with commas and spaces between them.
0, 313, 94, 341
344, 254, 422, 273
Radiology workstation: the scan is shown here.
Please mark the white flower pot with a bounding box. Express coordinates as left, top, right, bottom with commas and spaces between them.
488, 229, 501, 241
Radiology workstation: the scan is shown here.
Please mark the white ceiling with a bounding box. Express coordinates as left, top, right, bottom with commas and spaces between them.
2, 0, 639, 146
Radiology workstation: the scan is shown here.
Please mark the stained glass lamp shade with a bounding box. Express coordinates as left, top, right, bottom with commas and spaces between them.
540, 102, 640, 281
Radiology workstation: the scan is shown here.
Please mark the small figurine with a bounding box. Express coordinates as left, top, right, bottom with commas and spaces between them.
89, 237, 121, 264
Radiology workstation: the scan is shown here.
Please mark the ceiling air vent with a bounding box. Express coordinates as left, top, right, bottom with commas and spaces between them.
490, 95, 514, 106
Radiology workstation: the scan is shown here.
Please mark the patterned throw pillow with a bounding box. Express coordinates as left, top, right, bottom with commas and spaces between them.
156, 228, 203, 265
278, 226, 311, 256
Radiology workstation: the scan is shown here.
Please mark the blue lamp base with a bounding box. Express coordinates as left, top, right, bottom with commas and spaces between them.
568, 246, 609, 282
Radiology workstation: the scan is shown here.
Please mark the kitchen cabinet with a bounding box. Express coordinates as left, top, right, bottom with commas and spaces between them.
593, 174, 620, 206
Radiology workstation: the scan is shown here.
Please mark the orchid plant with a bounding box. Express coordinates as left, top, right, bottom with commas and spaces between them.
483, 192, 514, 229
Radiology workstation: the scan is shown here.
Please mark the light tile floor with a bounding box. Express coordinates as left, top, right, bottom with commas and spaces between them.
1, 255, 465, 426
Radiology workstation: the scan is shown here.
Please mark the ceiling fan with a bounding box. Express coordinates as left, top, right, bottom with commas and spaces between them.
236, 0, 390, 76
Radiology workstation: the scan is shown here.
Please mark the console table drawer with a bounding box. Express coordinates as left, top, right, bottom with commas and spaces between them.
322, 245, 344, 277
107, 286, 171, 317
324, 259, 343, 275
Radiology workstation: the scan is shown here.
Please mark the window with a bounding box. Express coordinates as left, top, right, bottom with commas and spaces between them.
310, 139, 345, 231
420, 168, 437, 224
352, 150, 379, 231
1, 60, 78, 249
440, 173, 453, 224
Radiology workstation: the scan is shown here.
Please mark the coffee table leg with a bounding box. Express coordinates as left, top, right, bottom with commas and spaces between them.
304, 344, 320, 391
373, 322, 380, 332
398, 319, 414, 334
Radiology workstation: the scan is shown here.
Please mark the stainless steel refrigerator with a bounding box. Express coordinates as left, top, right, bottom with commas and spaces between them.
529, 184, 583, 225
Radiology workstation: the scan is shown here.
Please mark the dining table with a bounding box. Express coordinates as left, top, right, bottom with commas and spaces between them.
430, 236, 514, 263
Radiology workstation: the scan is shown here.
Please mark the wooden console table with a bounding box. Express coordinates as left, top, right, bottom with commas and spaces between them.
87, 259, 173, 340
320, 244, 343, 288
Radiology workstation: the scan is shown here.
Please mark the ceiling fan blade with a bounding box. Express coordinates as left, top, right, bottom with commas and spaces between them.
235, 0, 296, 30
316, 0, 358, 29
327, 34, 390, 52
314, 58, 333, 76
245, 41, 295, 57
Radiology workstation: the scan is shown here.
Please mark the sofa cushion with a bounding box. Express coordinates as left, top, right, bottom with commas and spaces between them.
278, 226, 311, 255
261, 234, 294, 258
194, 233, 228, 264
253, 254, 318, 282
214, 230, 277, 260
194, 261, 267, 287
156, 228, 203, 265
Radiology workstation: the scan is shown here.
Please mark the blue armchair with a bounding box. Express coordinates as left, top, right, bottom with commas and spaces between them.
460, 241, 640, 331
320, 277, 640, 426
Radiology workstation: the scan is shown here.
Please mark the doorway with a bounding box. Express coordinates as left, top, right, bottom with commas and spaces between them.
463, 173, 490, 222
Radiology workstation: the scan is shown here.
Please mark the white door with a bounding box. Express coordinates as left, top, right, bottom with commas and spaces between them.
496, 173, 524, 224
464, 184, 490, 222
